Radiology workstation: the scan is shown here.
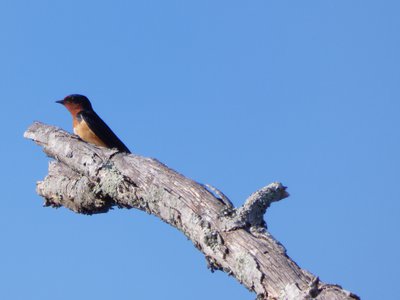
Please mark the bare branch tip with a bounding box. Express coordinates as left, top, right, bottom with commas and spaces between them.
221, 182, 290, 230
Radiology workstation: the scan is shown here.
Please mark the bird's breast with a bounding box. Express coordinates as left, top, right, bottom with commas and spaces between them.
73, 118, 107, 147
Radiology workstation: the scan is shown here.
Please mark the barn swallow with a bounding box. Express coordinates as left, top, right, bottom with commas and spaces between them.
56, 94, 131, 153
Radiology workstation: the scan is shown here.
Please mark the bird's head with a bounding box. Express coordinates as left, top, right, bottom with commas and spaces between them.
56, 94, 93, 115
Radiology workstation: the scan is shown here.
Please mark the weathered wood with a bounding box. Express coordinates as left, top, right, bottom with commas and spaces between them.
24, 122, 360, 300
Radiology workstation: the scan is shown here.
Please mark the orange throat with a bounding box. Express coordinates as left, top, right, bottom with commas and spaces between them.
64, 102, 84, 117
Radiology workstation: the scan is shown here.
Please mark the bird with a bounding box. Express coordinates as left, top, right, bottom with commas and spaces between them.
56, 94, 131, 153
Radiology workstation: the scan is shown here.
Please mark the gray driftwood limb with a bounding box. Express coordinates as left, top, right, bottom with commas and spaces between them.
24, 122, 359, 300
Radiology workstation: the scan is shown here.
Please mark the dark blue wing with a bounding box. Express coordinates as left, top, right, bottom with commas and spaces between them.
79, 110, 131, 153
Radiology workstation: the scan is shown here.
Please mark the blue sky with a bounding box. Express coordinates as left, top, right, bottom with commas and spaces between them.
1, 1, 399, 299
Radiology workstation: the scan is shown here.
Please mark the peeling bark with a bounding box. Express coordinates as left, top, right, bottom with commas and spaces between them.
24, 122, 360, 300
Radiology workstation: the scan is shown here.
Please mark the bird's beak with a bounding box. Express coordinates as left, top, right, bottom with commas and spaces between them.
56, 100, 65, 105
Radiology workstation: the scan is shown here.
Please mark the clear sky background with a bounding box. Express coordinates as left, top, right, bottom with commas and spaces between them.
1, 1, 398, 299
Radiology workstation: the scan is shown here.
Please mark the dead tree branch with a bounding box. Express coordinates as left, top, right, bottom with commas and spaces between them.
24, 122, 359, 300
